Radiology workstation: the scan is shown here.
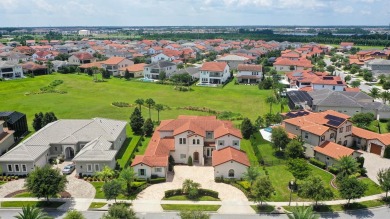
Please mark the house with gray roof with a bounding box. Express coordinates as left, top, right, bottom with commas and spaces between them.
143, 61, 177, 80
0, 118, 127, 176
364, 59, 390, 76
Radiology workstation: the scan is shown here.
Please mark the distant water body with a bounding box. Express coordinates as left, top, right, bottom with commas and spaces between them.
275, 33, 361, 36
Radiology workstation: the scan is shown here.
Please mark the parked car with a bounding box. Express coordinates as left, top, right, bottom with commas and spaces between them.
62, 164, 75, 175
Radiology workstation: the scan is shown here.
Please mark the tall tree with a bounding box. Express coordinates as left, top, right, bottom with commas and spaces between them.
130, 108, 144, 135
91, 66, 99, 81
32, 113, 43, 131
251, 176, 274, 206
15, 205, 52, 219
119, 167, 136, 195
377, 168, 390, 198
243, 167, 261, 186
96, 166, 115, 182
351, 112, 375, 128
145, 98, 155, 119
339, 176, 367, 206
271, 126, 289, 151
285, 139, 304, 159
103, 179, 122, 202
369, 87, 381, 99
124, 69, 131, 80
134, 98, 144, 112
287, 206, 319, 219
143, 118, 154, 137
64, 210, 85, 219
298, 176, 334, 207
46, 60, 53, 74
287, 159, 311, 183
279, 98, 288, 113
266, 96, 277, 114
241, 118, 254, 139
350, 80, 361, 88
335, 156, 360, 177
159, 71, 167, 82
25, 165, 67, 202
155, 104, 164, 122
254, 116, 264, 129
381, 91, 390, 104
42, 112, 57, 127
101, 203, 138, 219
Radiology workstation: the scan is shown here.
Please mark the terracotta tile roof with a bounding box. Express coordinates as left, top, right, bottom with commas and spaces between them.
352, 126, 390, 145
212, 146, 250, 167
119, 63, 145, 72
73, 52, 94, 60
341, 42, 354, 47
79, 62, 103, 69
301, 123, 329, 136
312, 76, 346, 86
131, 155, 168, 167
21, 62, 47, 71
237, 64, 262, 71
314, 141, 355, 159
274, 58, 313, 68
299, 86, 313, 92
102, 57, 126, 65
345, 87, 361, 92
200, 62, 227, 72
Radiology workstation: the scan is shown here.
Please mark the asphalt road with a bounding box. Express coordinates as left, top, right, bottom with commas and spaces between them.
1, 207, 390, 219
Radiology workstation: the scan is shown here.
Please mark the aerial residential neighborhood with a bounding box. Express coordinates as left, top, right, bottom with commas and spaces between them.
1, 1, 390, 219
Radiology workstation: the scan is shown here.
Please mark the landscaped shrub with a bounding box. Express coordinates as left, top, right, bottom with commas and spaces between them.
198, 189, 219, 199
237, 181, 251, 190
328, 167, 339, 175
149, 178, 166, 184
112, 102, 131, 107
165, 189, 182, 198
187, 156, 193, 166
215, 177, 223, 183
309, 158, 326, 169
135, 178, 147, 182
231, 183, 250, 196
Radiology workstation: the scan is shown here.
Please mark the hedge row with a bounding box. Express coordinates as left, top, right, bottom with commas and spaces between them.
149, 178, 166, 184
309, 158, 326, 169
164, 188, 219, 199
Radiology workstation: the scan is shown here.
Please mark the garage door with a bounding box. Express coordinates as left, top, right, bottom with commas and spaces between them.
370, 143, 382, 155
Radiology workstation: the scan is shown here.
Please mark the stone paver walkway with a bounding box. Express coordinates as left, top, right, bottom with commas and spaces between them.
136, 166, 254, 214
0, 179, 25, 198
361, 152, 390, 184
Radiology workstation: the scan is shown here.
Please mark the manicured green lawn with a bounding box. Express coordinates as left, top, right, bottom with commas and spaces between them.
163, 195, 220, 201
161, 204, 221, 211
116, 137, 135, 168
13, 192, 35, 198
89, 202, 107, 209
250, 205, 275, 213
0, 74, 279, 131
360, 177, 383, 196
90, 181, 140, 200
1, 201, 65, 208
368, 120, 389, 134
0, 181, 6, 185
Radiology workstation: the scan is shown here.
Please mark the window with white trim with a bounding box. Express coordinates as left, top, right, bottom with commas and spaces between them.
218, 140, 224, 146
228, 169, 235, 178
193, 139, 196, 144
139, 169, 145, 176
155, 167, 162, 172
197, 139, 200, 144
180, 154, 186, 159
22, 164, 27, 172
304, 132, 309, 139
7, 164, 12, 172
87, 164, 93, 172
14, 164, 20, 172
233, 140, 239, 147
94, 164, 100, 172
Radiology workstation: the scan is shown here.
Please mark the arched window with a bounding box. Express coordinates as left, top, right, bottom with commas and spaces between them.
228, 169, 235, 178
193, 139, 195, 144
197, 139, 200, 144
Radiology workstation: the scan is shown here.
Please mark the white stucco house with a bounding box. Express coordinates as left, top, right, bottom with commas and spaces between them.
0, 61, 24, 79
143, 61, 177, 80
101, 57, 134, 76
236, 64, 263, 84
131, 115, 249, 179
199, 62, 230, 85
0, 118, 127, 176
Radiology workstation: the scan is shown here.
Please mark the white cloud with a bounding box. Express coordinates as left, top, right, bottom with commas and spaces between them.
334, 5, 354, 14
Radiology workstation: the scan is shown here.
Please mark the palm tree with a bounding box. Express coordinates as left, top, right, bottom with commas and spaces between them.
242, 167, 261, 186
381, 91, 390, 104
145, 98, 155, 119
134, 98, 144, 112
15, 205, 52, 219
46, 61, 53, 74
182, 179, 200, 194
279, 98, 288, 113
155, 104, 164, 122
335, 156, 360, 177
287, 205, 319, 219
378, 74, 386, 84
369, 87, 381, 99
96, 165, 115, 182
266, 96, 277, 114
91, 66, 98, 81
119, 167, 136, 195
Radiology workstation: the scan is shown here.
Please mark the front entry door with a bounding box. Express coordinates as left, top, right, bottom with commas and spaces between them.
194, 152, 199, 162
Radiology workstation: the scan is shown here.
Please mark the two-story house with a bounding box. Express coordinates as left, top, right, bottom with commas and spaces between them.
101, 57, 134, 76
0, 121, 15, 155
0, 61, 24, 79
68, 52, 96, 65
199, 62, 230, 85
236, 64, 263, 84
282, 110, 359, 166
131, 116, 249, 179
143, 61, 177, 80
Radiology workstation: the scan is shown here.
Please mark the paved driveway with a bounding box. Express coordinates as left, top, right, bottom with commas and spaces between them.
361, 152, 390, 184
136, 166, 254, 214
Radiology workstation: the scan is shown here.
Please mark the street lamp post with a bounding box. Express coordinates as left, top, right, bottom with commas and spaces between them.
289, 179, 295, 206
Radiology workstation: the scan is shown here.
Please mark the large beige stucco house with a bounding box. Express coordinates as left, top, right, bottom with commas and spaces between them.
131, 116, 250, 179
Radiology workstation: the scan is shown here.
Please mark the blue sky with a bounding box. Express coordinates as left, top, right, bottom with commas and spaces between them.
0, 0, 389, 27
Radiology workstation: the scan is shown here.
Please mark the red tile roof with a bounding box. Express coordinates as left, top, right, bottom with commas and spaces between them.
103, 57, 126, 65
212, 146, 250, 167
73, 52, 94, 60
119, 63, 146, 72
314, 141, 355, 159
200, 62, 227, 72
237, 64, 262, 71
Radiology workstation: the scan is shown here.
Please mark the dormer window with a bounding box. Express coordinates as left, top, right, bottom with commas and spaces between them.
206, 131, 214, 139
